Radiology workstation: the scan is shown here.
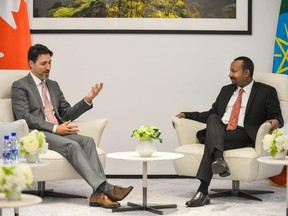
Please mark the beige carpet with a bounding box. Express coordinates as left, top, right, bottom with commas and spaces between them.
2, 178, 286, 216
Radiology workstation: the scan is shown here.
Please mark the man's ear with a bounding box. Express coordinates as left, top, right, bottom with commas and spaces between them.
28, 60, 33, 68
244, 69, 250, 77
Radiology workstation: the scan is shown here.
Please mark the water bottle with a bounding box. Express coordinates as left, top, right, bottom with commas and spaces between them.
2, 135, 11, 165
10, 132, 18, 164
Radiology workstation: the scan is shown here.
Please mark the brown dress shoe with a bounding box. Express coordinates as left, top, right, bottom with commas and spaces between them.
89, 192, 120, 208
107, 186, 133, 201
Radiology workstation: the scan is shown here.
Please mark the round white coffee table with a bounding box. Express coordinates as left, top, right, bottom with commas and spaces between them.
257, 156, 288, 216
107, 151, 183, 215
0, 193, 42, 216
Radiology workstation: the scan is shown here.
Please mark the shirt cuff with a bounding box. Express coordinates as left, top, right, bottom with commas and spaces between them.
84, 97, 92, 106
52, 125, 57, 133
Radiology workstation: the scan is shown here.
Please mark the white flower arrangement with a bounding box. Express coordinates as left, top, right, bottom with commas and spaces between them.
0, 164, 33, 196
131, 125, 163, 143
18, 130, 49, 156
263, 128, 288, 157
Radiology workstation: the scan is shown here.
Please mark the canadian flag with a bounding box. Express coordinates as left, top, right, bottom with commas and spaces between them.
0, 0, 31, 69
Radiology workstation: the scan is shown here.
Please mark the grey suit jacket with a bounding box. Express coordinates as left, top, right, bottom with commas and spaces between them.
11, 73, 92, 132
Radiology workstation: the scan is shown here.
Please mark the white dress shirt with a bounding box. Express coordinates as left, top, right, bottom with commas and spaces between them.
222, 81, 254, 127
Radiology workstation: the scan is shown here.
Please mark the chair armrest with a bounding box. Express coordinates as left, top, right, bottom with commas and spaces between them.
172, 117, 206, 145
73, 118, 108, 147
254, 122, 271, 156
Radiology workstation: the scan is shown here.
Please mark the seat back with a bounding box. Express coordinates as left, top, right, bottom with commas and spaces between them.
254, 73, 288, 121
0, 70, 28, 123
253, 73, 288, 156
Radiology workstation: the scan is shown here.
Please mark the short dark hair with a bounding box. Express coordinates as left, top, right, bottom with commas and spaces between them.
28, 44, 53, 63
234, 56, 254, 77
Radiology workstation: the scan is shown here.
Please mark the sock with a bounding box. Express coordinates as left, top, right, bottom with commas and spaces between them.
197, 180, 209, 195
213, 148, 223, 160
99, 181, 113, 194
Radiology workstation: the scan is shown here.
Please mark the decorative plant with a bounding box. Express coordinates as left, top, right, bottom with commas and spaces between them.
0, 164, 33, 196
18, 130, 49, 156
131, 125, 163, 143
263, 128, 288, 157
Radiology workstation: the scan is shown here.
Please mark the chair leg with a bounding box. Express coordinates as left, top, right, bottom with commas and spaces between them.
209, 180, 274, 201
23, 181, 87, 198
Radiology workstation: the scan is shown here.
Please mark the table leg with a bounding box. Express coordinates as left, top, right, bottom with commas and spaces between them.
112, 161, 177, 215
0, 208, 2, 216
286, 166, 288, 216
14, 207, 19, 216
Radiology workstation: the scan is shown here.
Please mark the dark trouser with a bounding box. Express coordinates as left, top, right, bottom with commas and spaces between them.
196, 114, 253, 185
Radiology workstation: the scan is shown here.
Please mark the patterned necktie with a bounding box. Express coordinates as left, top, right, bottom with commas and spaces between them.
226, 88, 245, 131
41, 81, 58, 125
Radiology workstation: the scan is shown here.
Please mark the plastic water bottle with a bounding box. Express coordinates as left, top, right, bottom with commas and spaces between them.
10, 132, 18, 164
2, 135, 11, 165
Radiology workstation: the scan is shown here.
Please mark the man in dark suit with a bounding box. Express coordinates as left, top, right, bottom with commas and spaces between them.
175, 56, 283, 207
11, 44, 133, 208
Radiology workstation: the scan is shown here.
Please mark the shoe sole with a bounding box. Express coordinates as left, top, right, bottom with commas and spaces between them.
219, 170, 231, 177
89, 202, 120, 209
212, 163, 229, 175
186, 199, 211, 207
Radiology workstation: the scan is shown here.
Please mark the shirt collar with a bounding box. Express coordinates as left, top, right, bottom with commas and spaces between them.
30, 71, 44, 86
237, 80, 254, 93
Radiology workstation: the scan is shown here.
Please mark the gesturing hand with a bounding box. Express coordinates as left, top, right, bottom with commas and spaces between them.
56, 120, 79, 136
85, 83, 104, 104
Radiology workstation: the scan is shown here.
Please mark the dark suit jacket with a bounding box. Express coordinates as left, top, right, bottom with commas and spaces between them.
11, 73, 92, 132
183, 82, 283, 143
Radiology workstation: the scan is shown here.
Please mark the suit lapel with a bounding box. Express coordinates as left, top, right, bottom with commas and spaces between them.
245, 82, 258, 115
219, 85, 237, 116
26, 74, 45, 112
45, 80, 61, 120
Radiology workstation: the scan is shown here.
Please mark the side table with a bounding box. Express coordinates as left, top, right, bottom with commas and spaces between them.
107, 151, 183, 215
257, 156, 287, 215
0, 193, 42, 216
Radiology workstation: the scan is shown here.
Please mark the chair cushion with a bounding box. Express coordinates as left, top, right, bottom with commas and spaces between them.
0, 120, 30, 158
0, 119, 29, 141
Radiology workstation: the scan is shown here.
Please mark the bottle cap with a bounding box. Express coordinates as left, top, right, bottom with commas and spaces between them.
4, 135, 9, 140
11, 132, 16, 136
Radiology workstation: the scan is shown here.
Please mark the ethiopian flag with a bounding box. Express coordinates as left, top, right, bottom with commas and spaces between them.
272, 0, 288, 74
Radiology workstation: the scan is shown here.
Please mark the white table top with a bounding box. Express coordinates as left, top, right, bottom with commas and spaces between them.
107, 151, 184, 162
0, 159, 49, 168
0, 194, 42, 208
257, 156, 288, 165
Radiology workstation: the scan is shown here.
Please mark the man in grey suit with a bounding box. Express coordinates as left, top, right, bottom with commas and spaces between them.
175, 56, 283, 207
11, 44, 133, 208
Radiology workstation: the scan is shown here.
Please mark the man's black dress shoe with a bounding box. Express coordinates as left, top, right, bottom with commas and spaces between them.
186, 191, 210, 207
211, 158, 231, 177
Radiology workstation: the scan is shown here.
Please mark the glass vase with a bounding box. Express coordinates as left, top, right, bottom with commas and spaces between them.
135, 140, 157, 157
5, 189, 21, 201
26, 152, 40, 163
273, 151, 287, 160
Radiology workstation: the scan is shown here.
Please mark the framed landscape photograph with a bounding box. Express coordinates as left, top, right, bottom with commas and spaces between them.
28, 0, 252, 34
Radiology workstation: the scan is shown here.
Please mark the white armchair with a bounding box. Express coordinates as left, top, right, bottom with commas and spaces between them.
0, 70, 107, 198
172, 73, 288, 201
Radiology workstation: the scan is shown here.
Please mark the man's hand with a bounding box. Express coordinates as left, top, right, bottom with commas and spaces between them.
56, 120, 79, 136
172, 113, 185, 128
175, 113, 185, 119
267, 119, 280, 133
85, 83, 104, 104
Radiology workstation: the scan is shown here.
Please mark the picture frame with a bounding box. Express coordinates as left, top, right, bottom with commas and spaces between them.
28, 0, 252, 34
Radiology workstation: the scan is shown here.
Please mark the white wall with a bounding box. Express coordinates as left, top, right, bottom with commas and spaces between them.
30, 0, 281, 175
